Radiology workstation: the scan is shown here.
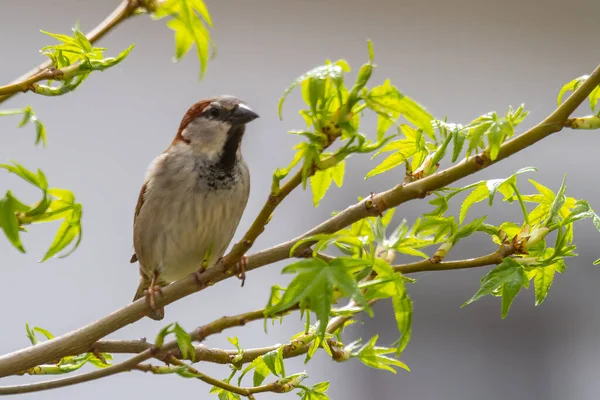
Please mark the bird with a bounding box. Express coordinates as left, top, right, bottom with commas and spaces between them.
130, 95, 259, 320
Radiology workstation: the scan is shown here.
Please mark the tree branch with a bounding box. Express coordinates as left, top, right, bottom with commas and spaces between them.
1, 63, 598, 379
393, 244, 514, 274
0, 0, 147, 104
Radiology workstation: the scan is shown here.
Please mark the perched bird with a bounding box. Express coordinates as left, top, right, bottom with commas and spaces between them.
130, 95, 259, 320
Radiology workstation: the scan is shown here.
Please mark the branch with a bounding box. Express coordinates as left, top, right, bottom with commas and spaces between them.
394, 244, 514, 274
165, 356, 286, 398
0, 0, 146, 104
1, 63, 598, 379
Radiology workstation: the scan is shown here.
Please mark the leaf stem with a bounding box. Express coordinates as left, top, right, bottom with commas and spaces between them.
510, 182, 529, 225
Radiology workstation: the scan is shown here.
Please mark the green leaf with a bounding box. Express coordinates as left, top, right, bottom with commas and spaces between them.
155, 323, 174, 349
278, 63, 346, 119
267, 257, 370, 338
426, 195, 449, 217
0, 196, 24, 252
310, 169, 333, 207
262, 347, 285, 378
463, 258, 528, 318
545, 175, 567, 225
156, 0, 214, 78
391, 279, 412, 354
459, 184, 488, 224
366, 79, 434, 140
414, 216, 457, 243
33, 326, 54, 340
0, 107, 47, 146
238, 347, 285, 387
0, 162, 46, 189
349, 335, 410, 373
172, 323, 195, 361
558, 75, 589, 105
466, 111, 517, 161
331, 161, 345, 187
25, 323, 38, 345
528, 265, 558, 306
562, 200, 600, 232
40, 219, 79, 261
486, 167, 537, 206
452, 126, 466, 162
453, 216, 487, 243
298, 381, 331, 400
589, 85, 600, 113
366, 152, 406, 179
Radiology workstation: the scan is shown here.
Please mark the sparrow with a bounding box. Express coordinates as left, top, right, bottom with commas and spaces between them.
130, 95, 259, 320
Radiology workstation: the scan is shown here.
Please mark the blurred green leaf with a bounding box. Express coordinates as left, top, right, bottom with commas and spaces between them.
0, 107, 47, 146
589, 85, 600, 114
153, 0, 214, 78
0, 196, 24, 252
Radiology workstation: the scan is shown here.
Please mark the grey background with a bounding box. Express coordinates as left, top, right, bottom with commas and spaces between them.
1, 0, 599, 399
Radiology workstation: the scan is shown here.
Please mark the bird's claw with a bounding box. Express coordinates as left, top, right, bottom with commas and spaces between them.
145, 285, 163, 310
236, 255, 247, 287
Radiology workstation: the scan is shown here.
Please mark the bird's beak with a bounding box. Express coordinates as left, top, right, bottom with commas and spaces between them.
228, 104, 259, 126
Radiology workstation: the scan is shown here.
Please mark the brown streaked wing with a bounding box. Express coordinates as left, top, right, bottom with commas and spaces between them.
129, 182, 148, 263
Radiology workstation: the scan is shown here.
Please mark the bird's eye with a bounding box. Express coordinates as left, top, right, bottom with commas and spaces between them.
208, 107, 220, 118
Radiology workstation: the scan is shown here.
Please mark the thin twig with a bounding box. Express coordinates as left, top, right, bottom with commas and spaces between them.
393, 244, 514, 274
0, 0, 145, 104
0, 63, 598, 379
166, 356, 284, 397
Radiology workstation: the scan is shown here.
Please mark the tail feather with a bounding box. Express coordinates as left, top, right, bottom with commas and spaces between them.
133, 279, 165, 321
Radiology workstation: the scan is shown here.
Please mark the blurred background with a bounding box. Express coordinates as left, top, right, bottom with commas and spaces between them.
1, 0, 599, 399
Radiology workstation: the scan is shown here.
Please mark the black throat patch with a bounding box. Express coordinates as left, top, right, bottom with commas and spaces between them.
216, 125, 245, 171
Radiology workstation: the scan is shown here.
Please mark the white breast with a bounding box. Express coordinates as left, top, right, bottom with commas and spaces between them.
134, 144, 250, 283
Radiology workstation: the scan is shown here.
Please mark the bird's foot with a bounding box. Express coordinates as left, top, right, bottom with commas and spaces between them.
145, 284, 163, 311
235, 255, 247, 287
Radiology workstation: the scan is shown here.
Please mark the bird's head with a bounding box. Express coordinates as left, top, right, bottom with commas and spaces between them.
172, 95, 259, 167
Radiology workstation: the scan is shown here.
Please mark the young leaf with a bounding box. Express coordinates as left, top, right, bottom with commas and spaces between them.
0, 107, 47, 146
589, 85, 600, 114
459, 184, 487, 224
298, 381, 330, 400
349, 335, 410, 373
527, 263, 564, 306
463, 258, 528, 318
557, 75, 589, 105
172, 323, 195, 362
0, 196, 24, 252
452, 216, 487, 243
331, 161, 345, 187
366, 79, 434, 139
262, 347, 286, 378
310, 169, 333, 207
153, 0, 214, 78
40, 219, 80, 262
544, 175, 567, 225
267, 257, 370, 338
278, 62, 347, 119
